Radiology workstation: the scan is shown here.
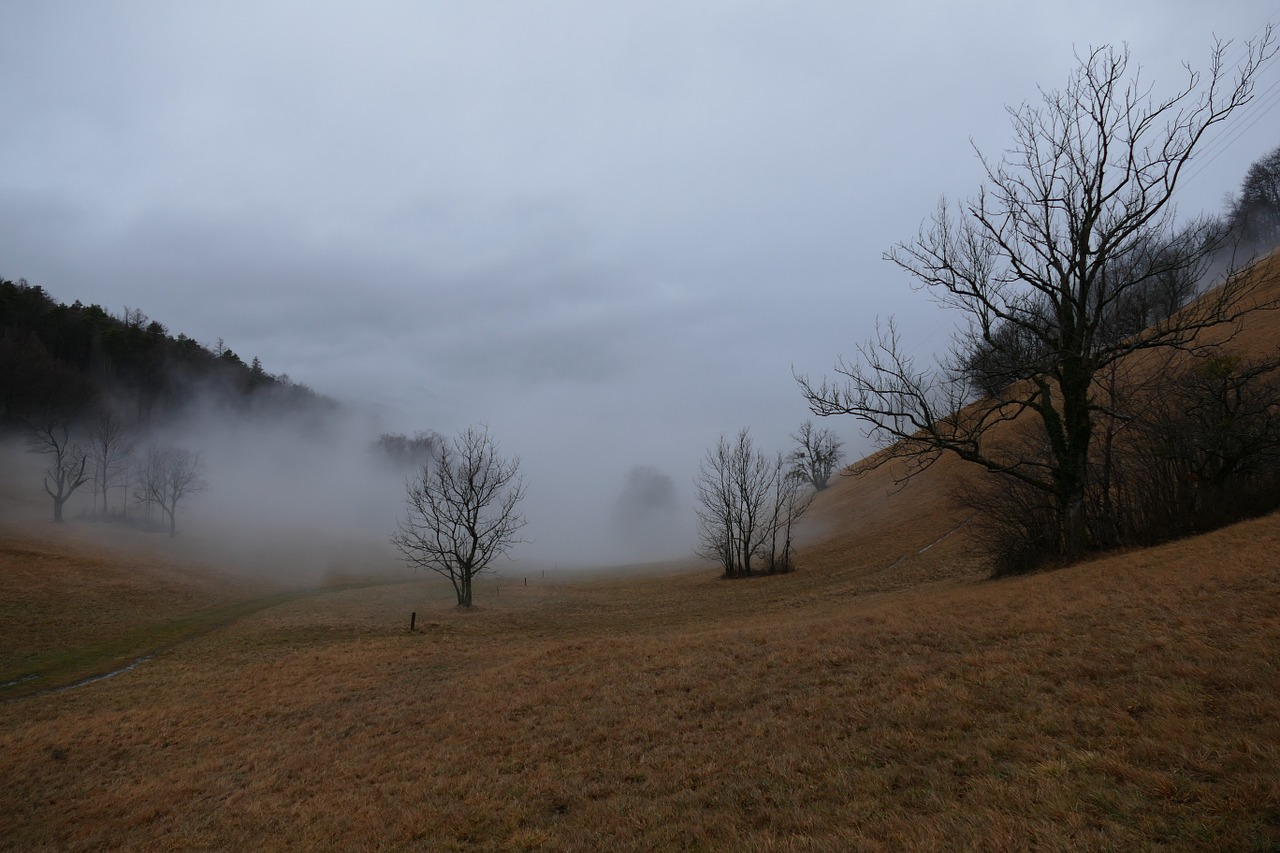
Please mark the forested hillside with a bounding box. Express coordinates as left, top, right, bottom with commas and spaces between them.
0, 278, 334, 429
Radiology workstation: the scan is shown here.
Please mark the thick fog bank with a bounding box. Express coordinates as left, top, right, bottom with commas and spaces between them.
3, 393, 713, 579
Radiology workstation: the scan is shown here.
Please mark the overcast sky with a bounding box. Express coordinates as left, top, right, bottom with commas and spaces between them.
2, 2, 1278, 561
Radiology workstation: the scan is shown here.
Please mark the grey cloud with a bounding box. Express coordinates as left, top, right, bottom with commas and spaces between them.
2, 0, 1276, 564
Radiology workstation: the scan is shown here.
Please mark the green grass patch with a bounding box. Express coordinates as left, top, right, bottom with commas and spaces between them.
0, 590, 307, 699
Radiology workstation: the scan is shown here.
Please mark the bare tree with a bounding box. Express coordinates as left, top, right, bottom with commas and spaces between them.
134, 444, 207, 537
788, 420, 845, 490
28, 418, 89, 522
88, 409, 133, 515
695, 429, 812, 578
764, 463, 814, 574
611, 464, 680, 551
798, 36, 1276, 560
391, 426, 526, 607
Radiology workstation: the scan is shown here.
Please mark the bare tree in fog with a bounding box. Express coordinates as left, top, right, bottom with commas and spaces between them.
763, 460, 813, 574
611, 464, 680, 553
88, 409, 133, 515
134, 444, 207, 537
696, 429, 811, 578
787, 420, 844, 490
28, 417, 89, 522
798, 35, 1277, 561
391, 426, 526, 607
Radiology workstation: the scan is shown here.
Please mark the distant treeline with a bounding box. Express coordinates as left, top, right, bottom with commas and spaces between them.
1226, 142, 1280, 253
0, 279, 336, 429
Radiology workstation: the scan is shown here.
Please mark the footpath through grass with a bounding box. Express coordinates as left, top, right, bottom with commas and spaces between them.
0, 589, 315, 700
0, 574, 430, 701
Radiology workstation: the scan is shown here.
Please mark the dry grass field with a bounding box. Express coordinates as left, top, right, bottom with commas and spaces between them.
3, 256, 1279, 850
3, 454, 1278, 850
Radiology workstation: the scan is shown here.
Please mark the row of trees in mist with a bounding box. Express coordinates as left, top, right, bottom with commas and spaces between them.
343, 35, 1280, 594
371, 430, 441, 471
15, 36, 1280, 593
385, 418, 845, 602
693, 422, 843, 578
2, 284, 345, 535
799, 34, 1280, 575
27, 410, 206, 535
1, 277, 533, 588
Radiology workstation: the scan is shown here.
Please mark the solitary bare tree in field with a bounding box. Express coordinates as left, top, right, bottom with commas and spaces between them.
391, 426, 526, 607
28, 418, 89, 522
798, 34, 1277, 560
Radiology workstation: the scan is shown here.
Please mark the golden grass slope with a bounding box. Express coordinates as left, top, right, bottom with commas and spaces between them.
2, 507, 1278, 851
2, 253, 1279, 849
0, 524, 285, 694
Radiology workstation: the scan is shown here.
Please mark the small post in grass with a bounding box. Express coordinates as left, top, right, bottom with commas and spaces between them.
409, 611, 416, 631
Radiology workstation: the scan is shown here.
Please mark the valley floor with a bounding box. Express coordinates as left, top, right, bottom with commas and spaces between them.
2, 503, 1279, 851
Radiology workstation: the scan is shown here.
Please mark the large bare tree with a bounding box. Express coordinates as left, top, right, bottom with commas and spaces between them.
799, 35, 1276, 559
391, 426, 526, 607
28, 418, 89, 522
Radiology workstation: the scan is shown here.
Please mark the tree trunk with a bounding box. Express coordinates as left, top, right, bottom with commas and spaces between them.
1052, 359, 1094, 559
52, 497, 64, 523
1057, 493, 1087, 559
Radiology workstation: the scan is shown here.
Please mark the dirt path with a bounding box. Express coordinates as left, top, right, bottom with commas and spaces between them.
1, 580, 409, 702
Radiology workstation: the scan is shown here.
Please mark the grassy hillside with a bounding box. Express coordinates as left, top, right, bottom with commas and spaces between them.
1, 502, 1277, 850
2, 257, 1278, 850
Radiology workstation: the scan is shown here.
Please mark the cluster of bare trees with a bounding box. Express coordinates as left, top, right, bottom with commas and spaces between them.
695, 429, 815, 578
132, 444, 207, 537
371, 430, 441, 470
26, 410, 206, 536
389, 421, 832, 590
1092, 352, 1280, 543
960, 346, 1280, 575
799, 33, 1280, 573
85, 410, 134, 515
